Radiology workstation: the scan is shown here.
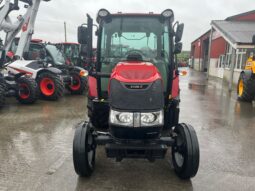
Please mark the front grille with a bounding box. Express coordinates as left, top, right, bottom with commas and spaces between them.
109, 79, 164, 111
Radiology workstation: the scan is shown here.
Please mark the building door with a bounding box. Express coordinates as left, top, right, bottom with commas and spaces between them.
202, 38, 209, 72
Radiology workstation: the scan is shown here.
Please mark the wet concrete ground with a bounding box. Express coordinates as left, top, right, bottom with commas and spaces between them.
0, 68, 255, 191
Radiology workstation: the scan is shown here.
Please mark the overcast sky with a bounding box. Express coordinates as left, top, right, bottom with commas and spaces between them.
1, 0, 254, 50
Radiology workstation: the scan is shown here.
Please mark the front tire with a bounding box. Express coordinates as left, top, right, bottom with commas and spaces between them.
37, 72, 64, 100
16, 77, 38, 104
73, 122, 96, 177
172, 123, 199, 179
237, 72, 255, 102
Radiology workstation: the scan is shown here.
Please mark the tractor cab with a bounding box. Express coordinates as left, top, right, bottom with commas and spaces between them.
73, 9, 199, 180
55, 42, 80, 66
79, 9, 184, 129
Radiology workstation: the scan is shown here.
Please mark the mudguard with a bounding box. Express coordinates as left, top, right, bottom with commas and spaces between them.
36, 67, 62, 78
42, 67, 62, 74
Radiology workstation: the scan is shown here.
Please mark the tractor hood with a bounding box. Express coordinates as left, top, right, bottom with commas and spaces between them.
109, 61, 164, 111
110, 61, 162, 83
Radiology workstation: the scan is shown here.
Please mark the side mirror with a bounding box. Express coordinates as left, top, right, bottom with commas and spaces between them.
252, 35, 255, 45
175, 23, 184, 43
174, 42, 182, 54
78, 26, 88, 45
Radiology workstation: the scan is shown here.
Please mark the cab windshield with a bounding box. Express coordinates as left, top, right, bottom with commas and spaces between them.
46, 44, 65, 65
100, 16, 171, 91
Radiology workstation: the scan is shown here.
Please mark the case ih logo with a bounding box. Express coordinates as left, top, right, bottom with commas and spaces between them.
126, 84, 148, 89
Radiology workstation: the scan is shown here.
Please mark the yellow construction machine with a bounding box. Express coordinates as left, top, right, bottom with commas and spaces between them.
237, 36, 255, 102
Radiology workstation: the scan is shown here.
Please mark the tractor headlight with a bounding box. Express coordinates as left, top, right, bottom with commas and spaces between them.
118, 112, 133, 124
98, 9, 110, 17
141, 113, 156, 123
161, 9, 173, 18
97, 9, 111, 23
141, 111, 164, 126
79, 70, 88, 77
110, 110, 133, 126
161, 9, 174, 22
109, 109, 164, 127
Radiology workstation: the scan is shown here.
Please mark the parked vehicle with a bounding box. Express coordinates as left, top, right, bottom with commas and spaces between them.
237, 37, 255, 102
0, 0, 64, 100
9, 39, 88, 96
0, 41, 37, 107
73, 9, 199, 179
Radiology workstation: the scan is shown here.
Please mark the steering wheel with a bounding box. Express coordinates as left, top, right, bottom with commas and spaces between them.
124, 49, 146, 59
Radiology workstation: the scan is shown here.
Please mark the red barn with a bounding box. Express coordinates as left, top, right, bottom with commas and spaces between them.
190, 10, 255, 85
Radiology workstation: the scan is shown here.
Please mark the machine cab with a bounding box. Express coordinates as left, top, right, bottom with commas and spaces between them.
78, 9, 184, 101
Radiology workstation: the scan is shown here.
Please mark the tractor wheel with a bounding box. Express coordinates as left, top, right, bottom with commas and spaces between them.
16, 77, 38, 104
237, 73, 255, 102
67, 72, 86, 95
0, 83, 5, 107
73, 122, 96, 177
171, 123, 199, 179
37, 72, 64, 100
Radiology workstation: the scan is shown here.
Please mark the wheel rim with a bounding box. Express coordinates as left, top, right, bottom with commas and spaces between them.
18, 83, 30, 99
87, 131, 95, 167
40, 78, 55, 96
238, 79, 244, 96
70, 75, 81, 91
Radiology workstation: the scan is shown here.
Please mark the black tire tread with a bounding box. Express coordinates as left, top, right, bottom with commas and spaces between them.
67, 71, 86, 95
172, 123, 199, 179
37, 72, 64, 100
237, 73, 255, 102
16, 77, 38, 104
73, 122, 95, 177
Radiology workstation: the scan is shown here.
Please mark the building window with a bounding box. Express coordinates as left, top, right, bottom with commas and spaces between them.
218, 55, 225, 68
235, 48, 247, 70
224, 44, 232, 68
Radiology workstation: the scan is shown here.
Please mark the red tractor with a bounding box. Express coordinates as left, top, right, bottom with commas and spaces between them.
73, 9, 199, 179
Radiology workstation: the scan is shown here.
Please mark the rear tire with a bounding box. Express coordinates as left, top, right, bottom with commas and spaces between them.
237, 72, 255, 102
37, 72, 64, 100
67, 71, 86, 95
172, 123, 199, 179
0, 83, 5, 107
73, 122, 96, 177
16, 77, 38, 104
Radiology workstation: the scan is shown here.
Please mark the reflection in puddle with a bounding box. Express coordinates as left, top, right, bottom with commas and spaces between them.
234, 101, 255, 118
188, 82, 207, 94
